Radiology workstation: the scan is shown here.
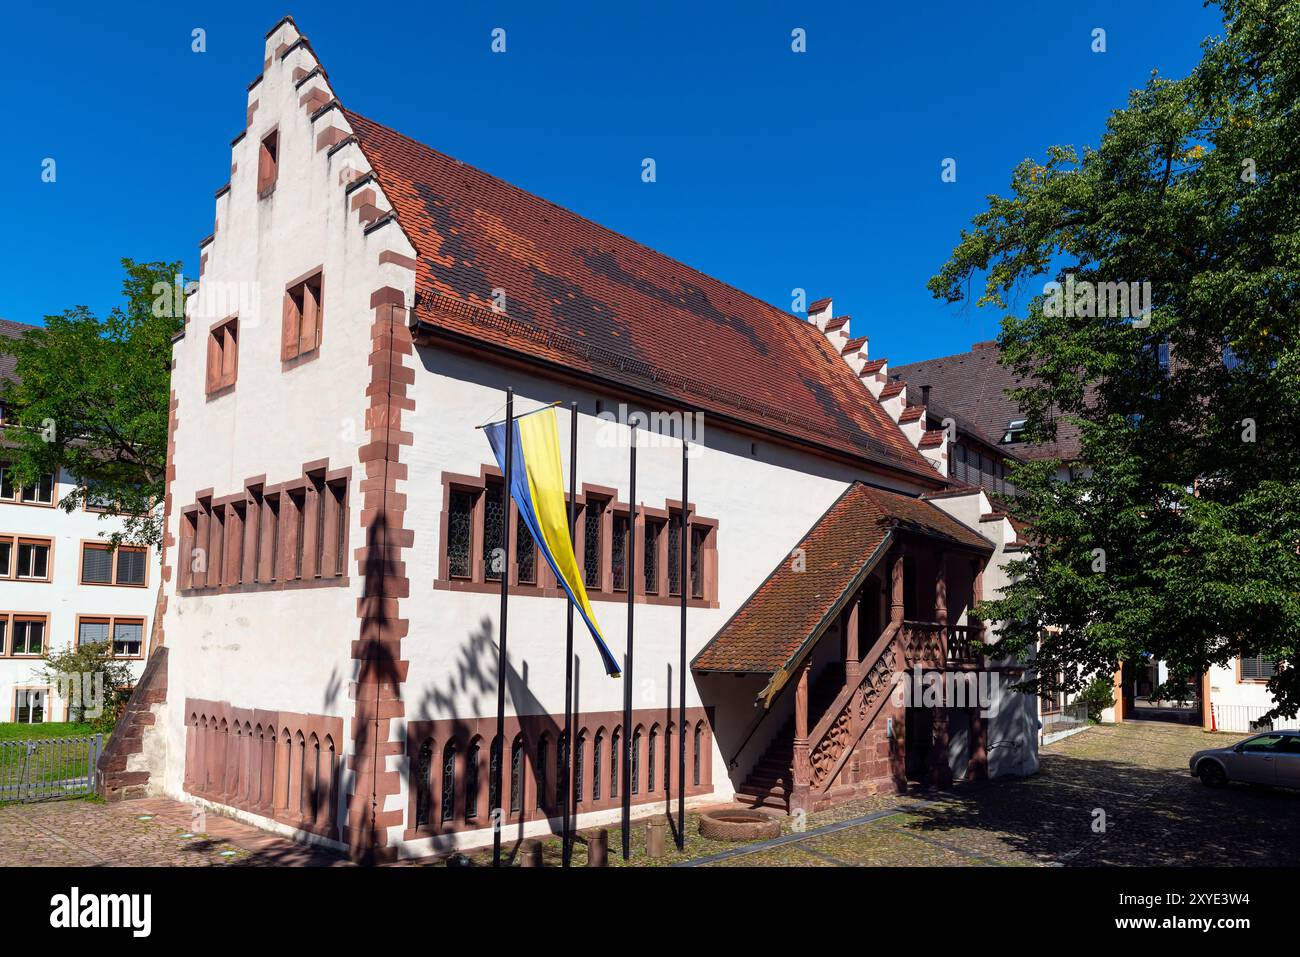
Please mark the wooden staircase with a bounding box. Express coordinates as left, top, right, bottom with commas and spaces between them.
734, 663, 845, 812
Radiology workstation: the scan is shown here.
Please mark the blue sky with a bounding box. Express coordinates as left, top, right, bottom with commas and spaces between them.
0, 1, 1223, 365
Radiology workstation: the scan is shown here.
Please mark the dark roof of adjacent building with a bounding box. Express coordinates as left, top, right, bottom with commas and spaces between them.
691, 482, 992, 677
0, 319, 38, 384
892, 341, 1083, 462
346, 110, 943, 484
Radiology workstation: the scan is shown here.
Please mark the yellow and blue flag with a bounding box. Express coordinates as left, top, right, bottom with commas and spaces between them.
484, 406, 621, 677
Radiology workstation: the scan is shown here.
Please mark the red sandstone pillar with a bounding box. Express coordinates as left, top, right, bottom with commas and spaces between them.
844, 593, 861, 685
791, 661, 812, 814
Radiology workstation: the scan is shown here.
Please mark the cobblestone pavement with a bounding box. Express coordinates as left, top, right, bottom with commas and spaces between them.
697, 721, 1298, 867
2, 723, 1293, 867
0, 797, 348, 867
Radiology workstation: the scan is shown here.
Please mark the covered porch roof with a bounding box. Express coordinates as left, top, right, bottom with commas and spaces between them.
691, 482, 993, 699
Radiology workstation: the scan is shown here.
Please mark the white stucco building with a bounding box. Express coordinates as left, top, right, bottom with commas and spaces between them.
107, 18, 1038, 861
1, 320, 155, 725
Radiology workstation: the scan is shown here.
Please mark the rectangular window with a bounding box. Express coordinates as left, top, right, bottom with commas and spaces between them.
690, 526, 707, 599
583, 500, 604, 590
81, 542, 147, 586
483, 482, 506, 582
329, 479, 348, 577
311, 475, 327, 579
258, 130, 279, 195
0, 464, 13, 500
289, 489, 306, 579
12, 617, 46, 656
644, 519, 662, 595
19, 472, 55, 505
0, 538, 10, 577
611, 513, 629, 592
282, 272, 324, 361
206, 317, 239, 394
14, 689, 46, 723
447, 489, 474, 580
78, 617, 111, 650
262, 493, 280, 583
1241, 656, 1277, 681
112, 619, 144, 658
516, 521, 536, 585
13, 538, 52, 581
667, 515, 682, 597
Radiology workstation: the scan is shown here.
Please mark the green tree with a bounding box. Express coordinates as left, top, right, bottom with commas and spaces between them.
34, 641, 137, 731
929, 0, 1300, 719
0, 259, 183, 549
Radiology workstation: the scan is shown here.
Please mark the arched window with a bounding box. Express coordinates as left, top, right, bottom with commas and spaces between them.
592, 730, 604, 801
556, 731, 567, 806
415, 740, 433, 827
536, 735, 550, 811
631, 727, 642, 796
574, 732, 586, 804
488, 735, 501, 815
610, 728, 620, 799
693, 723, 702, 786
648, 726, 658, 793
465, 739, 481, 822
510, 736, 524, 814
441, 741, 457, 823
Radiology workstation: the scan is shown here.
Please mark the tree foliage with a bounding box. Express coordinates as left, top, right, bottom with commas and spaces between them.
930, 0, 1300, 718
0, 259, 182, 549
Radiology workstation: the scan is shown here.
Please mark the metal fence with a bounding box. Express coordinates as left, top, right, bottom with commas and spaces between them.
1213, 704, 1289, 733
0, 734, 103, 803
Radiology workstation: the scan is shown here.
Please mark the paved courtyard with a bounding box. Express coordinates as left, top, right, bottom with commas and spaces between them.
2, 721, 1294, 867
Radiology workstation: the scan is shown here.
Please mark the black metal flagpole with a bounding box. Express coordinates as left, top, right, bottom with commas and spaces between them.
621, 422, 637, 860
561, 401, 578, 867
678, 438, 688, 849
492, 388, 513, 868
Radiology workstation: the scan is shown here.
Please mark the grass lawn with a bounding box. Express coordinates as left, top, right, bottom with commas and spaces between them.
0, 722, 99, 741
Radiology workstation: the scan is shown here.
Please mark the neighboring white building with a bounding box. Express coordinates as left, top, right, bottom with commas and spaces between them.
107, 17, 1036, 861
1, 320, 156, 725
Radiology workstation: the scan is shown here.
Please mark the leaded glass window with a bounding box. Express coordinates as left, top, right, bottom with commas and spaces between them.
648, 728, 657, 792
465, 741, 480, 821
483, 482, 506, 582
592, 731, 603, 801
510, 737, 524, 813
517, 521, 536, 585
574, 735, 585, 804
536, 737, 549, 811
556, 732, 567, 805
644, 521, 660, 594
631, 729, 641, 795
489, 736, 501, 814
610, 729, 620, 798
441, 742, 456, 822
583, 501, 603, 589
611, 514, 628, 591
691, 526, 707, 599
693, 724, 702, 786
667, 516, 682, 596
415, 740, 432, 827
448, 490, 474, 579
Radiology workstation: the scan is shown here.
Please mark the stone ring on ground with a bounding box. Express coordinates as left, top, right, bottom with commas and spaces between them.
697, 807, 782, 841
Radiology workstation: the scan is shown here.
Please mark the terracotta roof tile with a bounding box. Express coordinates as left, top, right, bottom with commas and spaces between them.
840, 335, 867, 355
345, 110, 940, 482
892, 343, 1089, 462
808, 297, 832, 314
879, 381, 905, 399
691, 483, 991, 675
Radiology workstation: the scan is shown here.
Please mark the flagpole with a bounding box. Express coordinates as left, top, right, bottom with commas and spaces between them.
678, 438, 688, 849
621, 422, 637, 860
492, 387, 513, 868
561, 401, 577, 867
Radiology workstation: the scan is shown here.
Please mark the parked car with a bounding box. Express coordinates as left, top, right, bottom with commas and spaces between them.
1190, 730, 1300, 789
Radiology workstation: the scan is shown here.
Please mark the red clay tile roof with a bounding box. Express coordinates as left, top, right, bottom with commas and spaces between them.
860, 358, 887, 375
892, 342, 1087, 462
0, 319, 38, 385
345, 110, 940, 482
691, 482, 992, 675
840, 335, 867, 355
808, 297, 832, 314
